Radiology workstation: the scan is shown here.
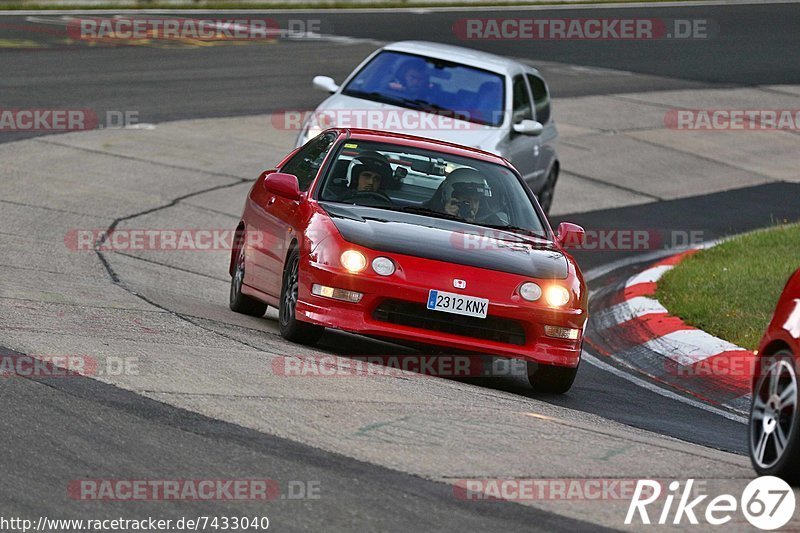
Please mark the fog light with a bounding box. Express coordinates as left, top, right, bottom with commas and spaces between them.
312, 284, 363, 303
544, 325, 580, 340
544, 285, 570, 307
520, 282, 542, 302
340, 250, 367, 273
372, 257, 395, 276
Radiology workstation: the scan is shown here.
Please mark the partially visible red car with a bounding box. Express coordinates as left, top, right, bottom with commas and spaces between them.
229, 128, 587, 393
749, 268, 800, 480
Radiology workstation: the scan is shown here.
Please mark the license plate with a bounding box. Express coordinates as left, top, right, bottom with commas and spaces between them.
426, 290, 488, 318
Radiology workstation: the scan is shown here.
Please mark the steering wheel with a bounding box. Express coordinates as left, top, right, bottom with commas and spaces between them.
351, 191, 394, 206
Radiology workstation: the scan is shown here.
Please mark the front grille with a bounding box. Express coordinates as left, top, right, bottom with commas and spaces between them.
372, 300, 526, 346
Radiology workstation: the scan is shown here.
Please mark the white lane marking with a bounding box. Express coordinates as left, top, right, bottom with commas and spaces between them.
582, 351, 748, 423
644, 329, 746, 366
595, 296, 667, 329
625, 264, 673, 287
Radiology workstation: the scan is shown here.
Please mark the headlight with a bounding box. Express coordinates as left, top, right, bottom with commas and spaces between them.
297, 121, 322, 147
519, 282, 542, 302
372, 257, 395, 276
340, 250, 367, 273
544, 285, 570, 307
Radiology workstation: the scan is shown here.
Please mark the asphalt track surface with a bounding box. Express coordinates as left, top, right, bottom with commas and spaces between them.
2, 3, 800, 530
2, 1, 800, 142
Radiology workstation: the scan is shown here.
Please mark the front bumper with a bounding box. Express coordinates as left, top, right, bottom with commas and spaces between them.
295, 250, 585, 368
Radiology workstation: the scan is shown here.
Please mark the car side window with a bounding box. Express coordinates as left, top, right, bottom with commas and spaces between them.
511, 75, 533, 124
281, 132, 337, 191
527, 74, 551, 124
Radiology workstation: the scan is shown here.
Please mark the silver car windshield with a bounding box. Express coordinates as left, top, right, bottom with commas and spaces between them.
342, 51, 506, 127
318, 140, 547, 238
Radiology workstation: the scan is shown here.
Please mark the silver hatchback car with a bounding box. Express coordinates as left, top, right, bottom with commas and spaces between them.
297, 41, 560, 213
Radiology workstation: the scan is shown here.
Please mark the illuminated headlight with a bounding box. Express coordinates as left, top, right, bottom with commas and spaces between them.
372, 257, 395, 276
312, 284, 363, 303
519, 282, 542, 302
544, 285, 570, 307
544, 325, 580, 340
340, 250, 367, 273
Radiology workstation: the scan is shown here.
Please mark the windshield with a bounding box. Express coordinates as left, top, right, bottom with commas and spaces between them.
317, 140, 548, 238
342, 51, 506, 127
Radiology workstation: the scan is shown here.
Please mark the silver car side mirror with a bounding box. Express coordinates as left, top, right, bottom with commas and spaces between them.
513, 119, 544, 136
313, 76, 339, 94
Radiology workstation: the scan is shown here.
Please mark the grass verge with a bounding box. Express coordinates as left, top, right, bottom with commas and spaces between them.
656, 223, 800, 351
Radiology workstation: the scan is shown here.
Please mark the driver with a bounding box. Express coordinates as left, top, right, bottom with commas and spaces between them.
429, 167, 490, 222
387, 58, 430, 100
342, 151, 393, 198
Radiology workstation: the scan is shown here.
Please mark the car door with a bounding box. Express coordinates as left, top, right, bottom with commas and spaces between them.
505, 74, 542, 186
248, 132, 336, 297
526, 73, 557, 188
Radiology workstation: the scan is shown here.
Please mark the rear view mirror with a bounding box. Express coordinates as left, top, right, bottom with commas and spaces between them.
513, 119, 544, 136
556, 222, 585, 250
264, 172, 302, 201
313, 76, 339, 94
410, 160, 446, 176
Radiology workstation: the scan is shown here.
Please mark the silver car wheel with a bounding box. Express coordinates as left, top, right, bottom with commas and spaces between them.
750, 357, 798, 469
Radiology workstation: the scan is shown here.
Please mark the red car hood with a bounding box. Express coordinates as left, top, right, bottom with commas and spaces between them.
320, 202, 567, 279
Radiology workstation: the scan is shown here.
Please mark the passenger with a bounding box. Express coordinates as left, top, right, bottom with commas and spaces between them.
429, 167, 489, 222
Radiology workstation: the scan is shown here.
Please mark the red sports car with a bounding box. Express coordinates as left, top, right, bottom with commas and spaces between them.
229, 129, 587, 393
750, 268, 800, 480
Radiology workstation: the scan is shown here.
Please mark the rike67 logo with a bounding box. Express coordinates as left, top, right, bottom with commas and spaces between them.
626, 476, 795, 530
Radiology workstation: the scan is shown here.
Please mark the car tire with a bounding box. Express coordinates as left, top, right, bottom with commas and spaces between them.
279, 250, 325, 345
537, 167, 557, 215
229, 245, 268, 317
527, 360, 578, 394
749, 350, 800, 483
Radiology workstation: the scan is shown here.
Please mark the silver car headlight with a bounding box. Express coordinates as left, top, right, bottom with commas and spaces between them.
297, 117, 323, 147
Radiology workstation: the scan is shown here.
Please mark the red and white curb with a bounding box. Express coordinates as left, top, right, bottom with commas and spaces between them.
587, 249, 754, 416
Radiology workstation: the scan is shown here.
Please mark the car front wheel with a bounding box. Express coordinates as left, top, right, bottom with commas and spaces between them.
279, 250, 325, 345
527, 360, 578, 394
749, 350, 800, 483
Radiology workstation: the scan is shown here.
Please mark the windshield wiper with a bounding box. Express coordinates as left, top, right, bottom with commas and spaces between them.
472, 223, 547, 239
393, 206, 466, 222
341, 90, 424, 110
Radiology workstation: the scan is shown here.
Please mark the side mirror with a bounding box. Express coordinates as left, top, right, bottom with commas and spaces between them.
264, 172, 302, 201
313, 75, 339, 94
556, 222, 585, 250
513, 119, 544, 136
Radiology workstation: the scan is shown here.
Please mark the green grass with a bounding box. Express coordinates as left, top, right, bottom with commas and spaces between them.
656, 223, 800, 351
